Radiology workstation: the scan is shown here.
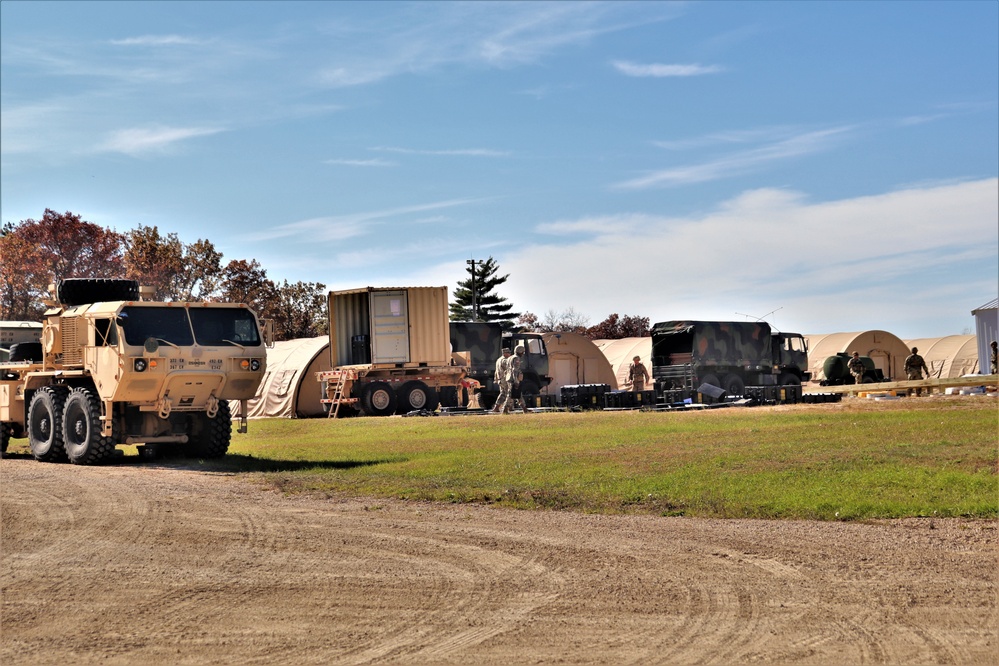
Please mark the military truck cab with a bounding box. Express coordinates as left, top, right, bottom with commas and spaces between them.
771, 332, 811, 385
1, 279, 269, 464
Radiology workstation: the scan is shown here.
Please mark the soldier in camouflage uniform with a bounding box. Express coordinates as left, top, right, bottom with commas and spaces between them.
493, 347, 515, 414
628, 356, 650, 392
991, 341, 997, 375
848, 351, 866, 385
904, 346, 930, 396
511, 344, 529, 413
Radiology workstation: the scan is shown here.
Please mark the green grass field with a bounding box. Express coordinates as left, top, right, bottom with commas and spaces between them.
197, 397, 999, 520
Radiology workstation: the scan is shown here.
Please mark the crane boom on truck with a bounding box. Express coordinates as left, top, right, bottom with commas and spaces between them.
0, 279, 270, 464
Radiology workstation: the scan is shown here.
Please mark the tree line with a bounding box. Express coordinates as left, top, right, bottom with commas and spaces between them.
1, 211, 649, 342
0, 210, 327, 341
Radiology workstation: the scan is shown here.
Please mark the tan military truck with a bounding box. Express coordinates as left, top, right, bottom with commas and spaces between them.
317, 286, 466, 417
0, 279, 269, 464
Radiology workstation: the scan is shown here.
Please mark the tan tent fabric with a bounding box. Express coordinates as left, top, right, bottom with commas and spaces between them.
903, 336, 979, 378
541, 332, 618, 396
593, 337, 652, 391
804, 331, 911, 383
232, 336, 332, 418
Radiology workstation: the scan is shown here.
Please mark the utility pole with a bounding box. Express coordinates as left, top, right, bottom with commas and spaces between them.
466, 259, 478, 321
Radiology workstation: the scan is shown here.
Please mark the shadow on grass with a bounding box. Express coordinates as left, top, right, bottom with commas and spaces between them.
0, 448, 397, 473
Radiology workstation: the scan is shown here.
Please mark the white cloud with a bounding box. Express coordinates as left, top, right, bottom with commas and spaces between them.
98, 125, 225, 156
503, 179, 999, 337
612, 60, 723, 77
109, 35, 205, 47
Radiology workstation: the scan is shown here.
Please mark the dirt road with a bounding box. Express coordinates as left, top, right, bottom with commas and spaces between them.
2, 456, 995, 664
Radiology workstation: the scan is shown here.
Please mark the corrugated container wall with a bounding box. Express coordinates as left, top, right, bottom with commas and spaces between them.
327, 287, 451, 368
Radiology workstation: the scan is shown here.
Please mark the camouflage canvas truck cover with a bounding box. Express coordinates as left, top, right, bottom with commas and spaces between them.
1, 279, 268, 464
651, 320, 775, 399
448, 322, 551, 409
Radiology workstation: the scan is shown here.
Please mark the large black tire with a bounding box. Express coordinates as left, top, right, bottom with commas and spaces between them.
397, 381, 438, 414
185, 401, 232, 458
360, 382, 397, 417
62, 387, 117, 465
57, 278, 140, 307
1, 422, 11, 456
9, 342, 43, 362
699, 373, 722, 389
778, 373, 802, 387
438, 386, 459, 409
722, 373, 746, 397
520, 378, 540, 397
28, 387, 68, 462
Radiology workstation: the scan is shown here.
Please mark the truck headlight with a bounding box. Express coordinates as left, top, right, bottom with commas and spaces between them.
250, 359, 261, 371
134, 358, 147, 372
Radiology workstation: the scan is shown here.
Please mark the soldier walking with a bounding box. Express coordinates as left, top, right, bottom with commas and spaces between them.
991, 340, 997, 375
511, 344, 529, 413
492, 347, 515, 414
628, 355, 650, 393
904, 346, 930, 396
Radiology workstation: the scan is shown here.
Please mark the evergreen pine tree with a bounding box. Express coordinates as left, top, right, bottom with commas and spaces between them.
450, 257, 520, 329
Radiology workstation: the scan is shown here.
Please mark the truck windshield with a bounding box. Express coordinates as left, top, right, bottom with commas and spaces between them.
189, 308, 261, 347
118, 307, 194, 346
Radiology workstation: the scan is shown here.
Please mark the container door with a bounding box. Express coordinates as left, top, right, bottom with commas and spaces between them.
370, 291, 410, 363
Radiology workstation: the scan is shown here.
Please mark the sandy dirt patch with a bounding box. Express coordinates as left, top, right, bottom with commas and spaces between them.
2, 456, 996, 664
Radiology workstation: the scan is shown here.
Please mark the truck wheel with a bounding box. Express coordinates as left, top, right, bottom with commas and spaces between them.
700, 373, 722, 389
723, 374, 745, 397
778, 373, 801, 387
520, 378, 540, 396
63, 387, 116, 465
397, 381, 438, 414
186, 401, 232, 458
9, 342, 43, 362
360, 382, 397, 417
438, 387, 459, 409
28, 387, 68, 462
1, 422, 11, 456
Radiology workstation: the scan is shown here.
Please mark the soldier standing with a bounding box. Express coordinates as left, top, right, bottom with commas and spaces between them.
991, 340, 997, 375
492, 347, 515, 414
848, 351, 866, 385
628, 355, 650, 393
511, 344, 529, 413
904, 346, 930, 396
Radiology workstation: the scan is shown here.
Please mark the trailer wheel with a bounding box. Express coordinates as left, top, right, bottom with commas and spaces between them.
723, 374, 745, 397
63, 387, 116, 465
397, 381, 438, 414
778, 373, 801, 387
28, 387, 68, 462
186, 401, 232, 458
700, 374, 722, 390
360, 382, 397, 417
438, 387, 459, 409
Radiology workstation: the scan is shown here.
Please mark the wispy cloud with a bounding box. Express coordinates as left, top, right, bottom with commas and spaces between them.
612, 60, 723, 77
370, 146, 511, 157
615, 126, 853, 189
249, 198, 488, 242
323, 158, 397, 167
109, 35, 205, 47
98, 125, 225, 155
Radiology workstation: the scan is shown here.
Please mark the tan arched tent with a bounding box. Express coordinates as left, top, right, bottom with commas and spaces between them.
804, 331, 911, 383
233, 336, 332, 418
542, 332, 618, 396
593, 337, 651, 390
903, 336, 979, 378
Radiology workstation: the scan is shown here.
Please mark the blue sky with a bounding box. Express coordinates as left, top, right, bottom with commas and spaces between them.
2, 1, 996, 338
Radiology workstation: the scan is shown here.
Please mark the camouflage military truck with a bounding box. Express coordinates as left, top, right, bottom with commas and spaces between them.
651, 320, 809, 400
0, 279, 269, 464
447, 322, 551, 409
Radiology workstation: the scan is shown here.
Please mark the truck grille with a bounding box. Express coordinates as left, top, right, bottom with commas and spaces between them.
61, 317, 83, 365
